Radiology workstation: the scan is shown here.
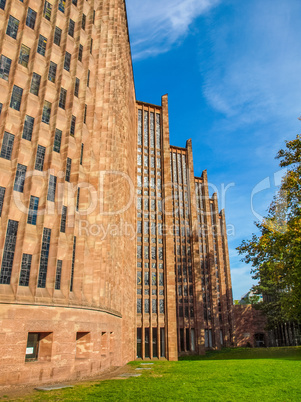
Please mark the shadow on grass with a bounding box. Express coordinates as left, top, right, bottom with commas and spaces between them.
179, 346, 301, 361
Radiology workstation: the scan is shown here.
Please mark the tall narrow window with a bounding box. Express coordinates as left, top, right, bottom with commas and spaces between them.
74, 78, 80, 97
0, 0, 6, 11
55, 260, 62, 290
64, 52, 71, 71
0, 55, 12, 81
26, 8, 36, 29
137, 328, 142, 358
48, 61, 57, 83
6, 16, 19, 39
84, 104, 87, 123
80, 143, 84, 165
27, 196, 39, 225
19, 254, 32, 286
0, 220, 19, 284
160, 328, 165, 357
53, 129, 62, 153
68, 19, 75, 37
14, 164, 27, 192
30, 73, 41, 96
19, 44, 30, 68
0, 103, 2, 116
0, 187, 6, 217
34, 145, 45, 171
70, 236, 76, 291
78, 44, 83, 62
60, 205, 67, 232
59, 88, 67, 109
76, 187, 80, 211
93, 10, 95, 24
70, 115, 76, 136
0, 132, 14, 160
10, 85, 23, 111
37, 35, 47, 56
42, 100, 51, 124
37, 228, 51, 288
82, 14, 86, 30
87, 70, 90, 87
145, 328, 150, 358
47, 175, 56, 202
58, 0, 65, 13
90, 38, 93, 54
65, 157, 71, 182
54, 26, 62, 46
43, 1, 52, 21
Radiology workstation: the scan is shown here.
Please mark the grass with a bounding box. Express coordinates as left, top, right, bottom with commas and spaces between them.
6, 347, 301, 402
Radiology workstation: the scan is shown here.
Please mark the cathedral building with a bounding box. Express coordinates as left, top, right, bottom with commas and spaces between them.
0, 0, 234, 389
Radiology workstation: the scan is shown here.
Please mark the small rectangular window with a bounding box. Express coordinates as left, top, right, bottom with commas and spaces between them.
74, 78, 80, 97
60, 205, 67, 233
80, 143, 84, 165
78, 44, 83, 62
0, 132, 14, 160
0, 219, 18, 284
82, 14, 86, 30
47, 175, 56, 202
37, 228, 51, 288
65, 157, 71, 182
22, 115, 34, 141
19, 44, 30, 68
59, 88, 67, 110
53, 129, 62, 153
19, 254, 32, 286
0, 187, 6, 217
0, 0, 6, 11
25, 333, 39, 361
84, 104, 87, 123
48, 61, 57, 83
58, 0, 65, 13
26, 8, 36, 29
68, 19, 75, 37
70, 115, 76, 136
37, 35, 47, 56
6, 16, 19, 39
64, 52, 71, 71
42, 100, 51, 124
10, 85, 23, 111
27, 196, 39, 225
87, 70, 90, 87
25, 332, 53, 362
14, 164, 27, 193
34, 145, 45, 171
0, 55, 12, 81
54, 26, 62, 46
55, 260, 62, 290
43, 1, 52, 21
30, 72, 41, 96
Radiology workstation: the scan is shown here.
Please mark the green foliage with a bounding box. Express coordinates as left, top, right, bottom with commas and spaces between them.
237, 134, 301, 327
11, 348, 301, 402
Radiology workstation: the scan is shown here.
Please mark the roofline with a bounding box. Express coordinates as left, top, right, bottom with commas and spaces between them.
136, 100, 162, 109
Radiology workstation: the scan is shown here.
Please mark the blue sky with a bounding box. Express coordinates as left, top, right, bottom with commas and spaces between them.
126, 0, 301, 300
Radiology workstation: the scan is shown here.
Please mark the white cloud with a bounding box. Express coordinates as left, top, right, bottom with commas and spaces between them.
126, 0, 220, 59
202, 0, 301, 130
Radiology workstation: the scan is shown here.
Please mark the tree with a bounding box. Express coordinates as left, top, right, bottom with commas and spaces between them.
237, 134, 301, 328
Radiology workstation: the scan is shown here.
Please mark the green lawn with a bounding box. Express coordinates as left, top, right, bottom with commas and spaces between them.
6, 347, 301, 401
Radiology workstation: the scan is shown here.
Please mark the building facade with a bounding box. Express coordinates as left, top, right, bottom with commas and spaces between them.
0, 0, 234, 390
136, 99, 234, 360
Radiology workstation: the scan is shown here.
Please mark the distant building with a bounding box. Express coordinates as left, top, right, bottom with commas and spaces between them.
0, 0, 234, 389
